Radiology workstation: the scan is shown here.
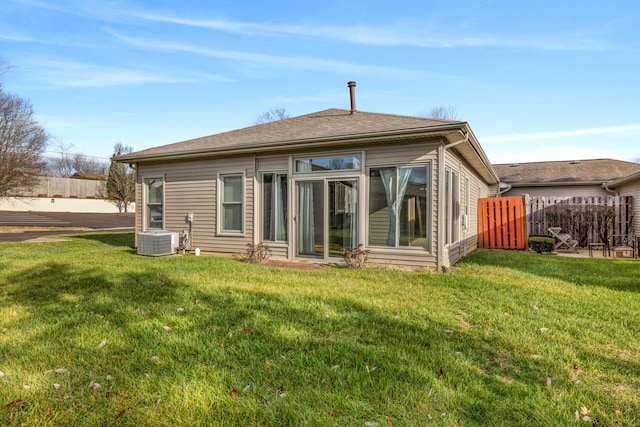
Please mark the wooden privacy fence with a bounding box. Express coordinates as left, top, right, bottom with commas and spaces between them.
478, 196, 527, 249
526, 195, 633, 246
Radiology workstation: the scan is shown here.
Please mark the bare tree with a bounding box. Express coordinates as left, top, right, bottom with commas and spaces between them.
46, 138, 76, 177
47, 139, 108, 177
253, 107, 290, 125
71, 153, 108, 176
106, 142, 136, 213
0, 68, 49, 196
426, 105, 460, 120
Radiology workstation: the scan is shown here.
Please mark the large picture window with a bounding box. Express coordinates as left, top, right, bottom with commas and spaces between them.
368, 165, 429, 248
262, 172, 288, 241
220, 174, 243, 233
145, 178, 163, 229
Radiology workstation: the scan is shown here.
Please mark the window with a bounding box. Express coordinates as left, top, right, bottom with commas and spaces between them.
295, 155, 361, 172
262, 173, 288, 241
220, 174, 243, 233
368, 165, 429, 248
464, 178, 470, 232
145, 178, 163, 229
445, 168, 460, 244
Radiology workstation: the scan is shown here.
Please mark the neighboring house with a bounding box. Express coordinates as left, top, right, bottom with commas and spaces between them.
605, 170, 640, 236
493, 159, 640, 198
116, 86, 499, 270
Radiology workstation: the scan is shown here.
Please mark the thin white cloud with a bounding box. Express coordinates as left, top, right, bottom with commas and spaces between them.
483, 124, 640, 144
0, 34, 34, 42
488, 145, 625, 164
131, 12, 614, 51
12, 0, 611, 51
111, 32, 424, 78
18, 58, 232, 88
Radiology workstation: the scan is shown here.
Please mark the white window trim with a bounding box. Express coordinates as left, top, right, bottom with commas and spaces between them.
260, 171, 288, 243
293, 152, 363, 175
143, 176, 164, 231
445, 168, 461, 246
365, 162, 432, 251
217, 172, 245, 236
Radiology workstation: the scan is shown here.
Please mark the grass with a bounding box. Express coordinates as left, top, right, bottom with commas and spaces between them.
0, 233, 639, 426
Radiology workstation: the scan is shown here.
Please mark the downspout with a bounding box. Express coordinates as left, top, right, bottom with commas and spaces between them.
603, 181, 618, 196
497, 182, 512, 196
437, 131, 469, 271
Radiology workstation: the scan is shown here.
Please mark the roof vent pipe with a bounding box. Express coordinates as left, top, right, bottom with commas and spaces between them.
347, 81, 356, 114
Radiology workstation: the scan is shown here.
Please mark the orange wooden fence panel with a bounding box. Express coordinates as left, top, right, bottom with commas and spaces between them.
478, 196, 527, 250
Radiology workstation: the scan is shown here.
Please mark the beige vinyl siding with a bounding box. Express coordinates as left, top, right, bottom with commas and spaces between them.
136, 156, 254, 254
365, 139, 440, 166
502, 185, 610, 198
617, 179, 640, 235
367, 248, 437, 270
444, 149, 490, 266
257, 156, 289, 172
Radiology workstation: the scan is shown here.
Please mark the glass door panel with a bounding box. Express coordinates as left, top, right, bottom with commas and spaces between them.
328, 180, 358, 257
296, 181, 324, 257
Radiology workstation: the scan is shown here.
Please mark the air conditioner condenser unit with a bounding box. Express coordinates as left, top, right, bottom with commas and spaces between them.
137, 230, 179, 256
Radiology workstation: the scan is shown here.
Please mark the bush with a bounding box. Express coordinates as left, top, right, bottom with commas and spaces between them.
239, 242, 271, 263
340, 244, 370, 269
529, 236, 555, 253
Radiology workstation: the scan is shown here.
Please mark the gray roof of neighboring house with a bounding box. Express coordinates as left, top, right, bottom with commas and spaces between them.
606, 170, 640, 188
116, 108, 499, 184
493, 159, 640, 186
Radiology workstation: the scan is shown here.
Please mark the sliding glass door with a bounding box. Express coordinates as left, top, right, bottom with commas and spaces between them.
296, 178, 358, 260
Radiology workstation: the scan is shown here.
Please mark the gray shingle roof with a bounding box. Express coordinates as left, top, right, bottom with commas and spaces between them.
493, 159, 640, 185
117, 108, 462, 161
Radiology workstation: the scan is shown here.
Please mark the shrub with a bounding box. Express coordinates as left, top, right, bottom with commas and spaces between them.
240, 242, 271, 263
340, 244, 370, 269
529, 236, 555, 253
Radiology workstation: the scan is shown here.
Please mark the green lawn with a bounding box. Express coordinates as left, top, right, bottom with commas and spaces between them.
1, 233, 639, 426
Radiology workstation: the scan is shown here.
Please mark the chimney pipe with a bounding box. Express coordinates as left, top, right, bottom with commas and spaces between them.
347, 81, 356, 114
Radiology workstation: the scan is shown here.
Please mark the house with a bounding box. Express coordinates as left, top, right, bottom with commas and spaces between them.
116, 83, 499, 270
605, 170, 640, 238
494, 159, 640, 198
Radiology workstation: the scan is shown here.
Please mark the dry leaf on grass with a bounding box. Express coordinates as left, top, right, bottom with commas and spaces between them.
116, 407, 132, 419
46, 407, 52, 418
98, 340, 106, 348
231, 389, 238, 398
573, 365, 586, 375
4, 399, 24, 409
163, 326, 171, 331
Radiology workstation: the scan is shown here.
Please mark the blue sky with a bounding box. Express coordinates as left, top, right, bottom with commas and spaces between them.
1, 0, 639, 165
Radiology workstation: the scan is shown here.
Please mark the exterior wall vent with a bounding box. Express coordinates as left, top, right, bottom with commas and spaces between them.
137, 230, 179, 256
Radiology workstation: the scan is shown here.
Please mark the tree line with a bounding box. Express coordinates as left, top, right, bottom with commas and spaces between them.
0, 64, 135, 211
